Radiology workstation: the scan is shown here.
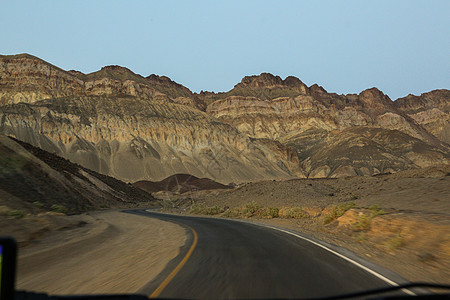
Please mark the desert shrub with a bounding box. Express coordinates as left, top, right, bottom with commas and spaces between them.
202, 205, 224, 215
385, 235, 404, 251
33, 201, 44, 209
221, 208, 242, 218
161, 200, 175, 211
280, 207, 308, 219
355, 232, 367, 243
241, 202, 262, 217
323, 202, 356, 224
8, 210, 25, 219
50, 204, 68, 214
351, 204, 386, 231
190, 204, 224, 215
190, 203, 206, 214
352, 214, 371, 231
262, 207, 279, 219
368, 204, 385, 217
221, 209, 235, 217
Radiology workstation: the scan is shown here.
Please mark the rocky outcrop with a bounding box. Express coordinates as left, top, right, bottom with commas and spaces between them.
395, 90, 450, 144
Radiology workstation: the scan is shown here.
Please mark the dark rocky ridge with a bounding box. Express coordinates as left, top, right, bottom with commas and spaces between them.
0, 134, 154, 215
133, 174, 232, 194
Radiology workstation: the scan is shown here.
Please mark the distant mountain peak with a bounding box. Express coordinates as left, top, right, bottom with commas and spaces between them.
100, 65, 135, 73
236, 73, 306, 89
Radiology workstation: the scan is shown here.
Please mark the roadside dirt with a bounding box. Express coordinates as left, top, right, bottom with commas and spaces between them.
14, 210, 186, 295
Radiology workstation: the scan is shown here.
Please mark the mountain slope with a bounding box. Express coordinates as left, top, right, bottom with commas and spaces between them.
394, 90, 450, 144
280, 127, 449, 178
0, 54, 302, 184
0, 134, 153, 215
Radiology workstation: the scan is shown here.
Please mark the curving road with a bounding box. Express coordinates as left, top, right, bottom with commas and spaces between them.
128, 210, 411, 299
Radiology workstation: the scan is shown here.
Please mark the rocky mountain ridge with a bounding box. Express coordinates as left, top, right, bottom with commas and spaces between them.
0, 53, 205, 109
0, 53, 448, 182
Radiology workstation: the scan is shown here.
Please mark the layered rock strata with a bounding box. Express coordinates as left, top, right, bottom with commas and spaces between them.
1, 54, 448, 181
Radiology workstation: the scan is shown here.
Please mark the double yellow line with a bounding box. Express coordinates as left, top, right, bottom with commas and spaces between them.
149, 224, 199, 298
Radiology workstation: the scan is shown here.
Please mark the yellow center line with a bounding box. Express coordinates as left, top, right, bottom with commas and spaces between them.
149, 224, 199, 298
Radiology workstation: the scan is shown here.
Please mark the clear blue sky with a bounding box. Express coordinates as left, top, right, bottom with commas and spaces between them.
1, 0, 449, 100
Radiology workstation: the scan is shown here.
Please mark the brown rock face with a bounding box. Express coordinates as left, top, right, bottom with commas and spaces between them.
395, 90, 450, 144
0, 54, 205, 110
0, 54, 84, 105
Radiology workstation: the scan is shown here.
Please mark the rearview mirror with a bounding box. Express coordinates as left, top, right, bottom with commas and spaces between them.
0, 237, 17, 300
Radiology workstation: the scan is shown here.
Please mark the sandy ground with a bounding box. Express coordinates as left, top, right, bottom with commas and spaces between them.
15, 210, 186, 295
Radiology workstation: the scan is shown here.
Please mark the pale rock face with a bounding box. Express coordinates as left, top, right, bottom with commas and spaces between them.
207, 95, 335, 139
334, 107, 371, 128
329, 165, 358, 178
402, 108, 450, 145
309, 166, 331, 178
375, 112, 422, 140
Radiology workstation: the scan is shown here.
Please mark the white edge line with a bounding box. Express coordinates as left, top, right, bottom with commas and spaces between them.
143, 210, 416, 296
260, 224, 416, 296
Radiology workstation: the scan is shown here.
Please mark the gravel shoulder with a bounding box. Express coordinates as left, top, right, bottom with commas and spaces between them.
15, 210, 186, 295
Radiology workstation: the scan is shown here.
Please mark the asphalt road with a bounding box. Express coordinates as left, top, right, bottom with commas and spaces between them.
128, 210, 409, 299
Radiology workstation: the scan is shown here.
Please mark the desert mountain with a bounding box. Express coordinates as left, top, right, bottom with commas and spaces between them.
0, 54, 448, 182
0, 54, 301, 184
206, 73, 444, 147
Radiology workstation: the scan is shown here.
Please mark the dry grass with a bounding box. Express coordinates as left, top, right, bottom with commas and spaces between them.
50, 204, 68, 214
352, 204, 386, 231
384, 235, 405, 251
190, 203, 224, 215
279, 207, 309, 219
8, 209, 25, 219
